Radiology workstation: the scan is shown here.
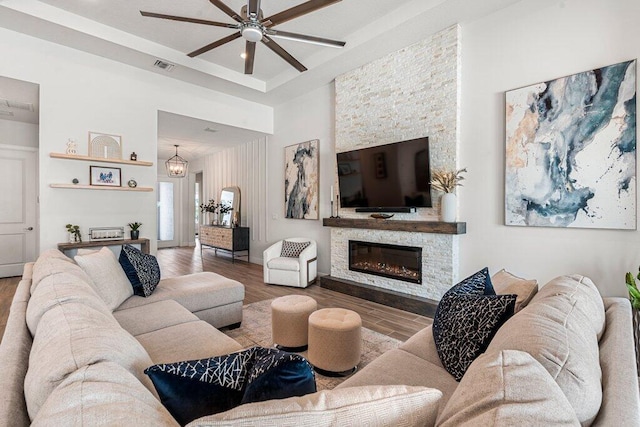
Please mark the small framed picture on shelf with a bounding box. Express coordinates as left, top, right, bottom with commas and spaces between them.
90, 165, 121, 187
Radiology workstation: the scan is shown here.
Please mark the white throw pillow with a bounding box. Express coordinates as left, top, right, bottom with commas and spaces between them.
187, 385, 442, 427
75, 247, 133, 310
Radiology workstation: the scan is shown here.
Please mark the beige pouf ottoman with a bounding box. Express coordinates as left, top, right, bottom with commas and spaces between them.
271, 295, 317, 351
308, 308, 362, 376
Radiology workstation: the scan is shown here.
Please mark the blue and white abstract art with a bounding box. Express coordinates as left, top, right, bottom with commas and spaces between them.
505, 60, 637, 229
284, 139, 319, 220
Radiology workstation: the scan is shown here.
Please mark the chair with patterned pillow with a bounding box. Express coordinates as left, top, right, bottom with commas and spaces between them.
263, 238, 317, 288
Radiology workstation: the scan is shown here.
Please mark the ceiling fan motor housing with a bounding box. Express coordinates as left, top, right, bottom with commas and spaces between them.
241, 22, 263, 42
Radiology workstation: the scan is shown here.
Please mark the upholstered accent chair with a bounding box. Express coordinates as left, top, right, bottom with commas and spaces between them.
263, 238, 317, 288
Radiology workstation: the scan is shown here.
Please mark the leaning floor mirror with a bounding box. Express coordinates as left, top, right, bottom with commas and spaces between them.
220, 186, 241, 227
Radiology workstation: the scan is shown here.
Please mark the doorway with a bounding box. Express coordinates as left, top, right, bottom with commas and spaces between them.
157, 178, 180, 248
0, 76, 39, 278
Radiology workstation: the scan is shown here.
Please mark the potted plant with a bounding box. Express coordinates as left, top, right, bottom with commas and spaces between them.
625, 269, 640, 370
430, 168, 467, 222
128, 222, 142, 240
65, 224, 82, 243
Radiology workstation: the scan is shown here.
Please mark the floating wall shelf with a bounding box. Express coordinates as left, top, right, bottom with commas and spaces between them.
49, 152, 153, 166
50, 184, 153, 192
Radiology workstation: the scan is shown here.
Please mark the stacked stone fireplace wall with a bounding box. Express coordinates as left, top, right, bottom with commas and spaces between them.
333, 25, 461, 301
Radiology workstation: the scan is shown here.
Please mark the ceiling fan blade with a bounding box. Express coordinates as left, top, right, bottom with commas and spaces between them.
267, 29, 345, 48
244, 41, 256, 74
264, 0, 342, 27
261, 36, 307, 72
247, 0, 261, 19
188, 32, 242, 58
140, 11, 238, 29
209, 0, 243, 22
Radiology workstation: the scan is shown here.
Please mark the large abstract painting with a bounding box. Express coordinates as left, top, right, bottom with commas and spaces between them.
285, 139, 319, 219
505, 60, 637, 229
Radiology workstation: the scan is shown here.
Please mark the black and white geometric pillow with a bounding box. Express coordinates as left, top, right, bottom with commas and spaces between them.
448, 266, 495, 296
145, 347, 316, 426
280, 240, 311, 258
432, 267, 516, 381
432, 292, 516, 381
118, 244, 161, 297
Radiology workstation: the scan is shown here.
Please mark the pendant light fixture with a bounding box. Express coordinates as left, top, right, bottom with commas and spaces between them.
165, 144, 188, 178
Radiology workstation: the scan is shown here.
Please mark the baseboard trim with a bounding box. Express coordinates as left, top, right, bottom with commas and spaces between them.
320, 276, 437, 317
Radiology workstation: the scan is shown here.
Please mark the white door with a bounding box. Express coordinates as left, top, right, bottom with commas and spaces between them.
0, 146, 37, 277
157, 178, 180, 248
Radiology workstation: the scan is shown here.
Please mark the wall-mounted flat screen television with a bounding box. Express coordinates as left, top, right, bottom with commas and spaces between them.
336, 137, 431, 212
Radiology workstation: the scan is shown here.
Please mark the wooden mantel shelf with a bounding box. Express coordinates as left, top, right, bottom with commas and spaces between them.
322, 217, 466, 234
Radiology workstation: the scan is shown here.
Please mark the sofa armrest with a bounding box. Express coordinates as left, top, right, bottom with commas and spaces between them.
592, 298, 640, 426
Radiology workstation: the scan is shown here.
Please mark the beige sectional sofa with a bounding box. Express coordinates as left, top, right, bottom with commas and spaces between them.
1, 248, 639, 426
339, 274, 640, 426
0, 249, 245, 426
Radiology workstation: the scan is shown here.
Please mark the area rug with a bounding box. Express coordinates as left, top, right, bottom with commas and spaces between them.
224, 299, 402, 391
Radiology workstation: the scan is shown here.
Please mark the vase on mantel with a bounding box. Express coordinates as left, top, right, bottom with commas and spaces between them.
440, 193, 457, 223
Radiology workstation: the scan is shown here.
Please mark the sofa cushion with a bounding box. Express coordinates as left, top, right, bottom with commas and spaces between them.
433, 268, 516, 381
114, 299, 199, 336
399, 325, 443, 369
26, 272, 112, 336
280, 240, 310, 257
136, 320, 243, 365
119, 244, 161, 297
75, 247, 134, 310
486, 275, 604, 425
32, 362, 178, 427
117, 272, 244, 314
187, 385, 442, 427
145, 347, 316, 426
30, 249, 91, 294
24, 302, 156, 419
267, 256, 301, 271
337, 348, 459, 416
437, 350, 580, 426
491, 269, 538, 312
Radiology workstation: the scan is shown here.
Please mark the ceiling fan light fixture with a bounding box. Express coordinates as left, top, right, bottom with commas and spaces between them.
241, 23, 263, 42
165, 145, 189, 178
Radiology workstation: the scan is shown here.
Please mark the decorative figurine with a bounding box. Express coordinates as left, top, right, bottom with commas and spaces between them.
66, 139, 77, 155
72, 178, 79, 184
130, 152, 137, 161
127, 178, 137, 188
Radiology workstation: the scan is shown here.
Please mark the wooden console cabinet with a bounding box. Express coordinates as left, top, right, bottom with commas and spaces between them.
199, 226, 249, 263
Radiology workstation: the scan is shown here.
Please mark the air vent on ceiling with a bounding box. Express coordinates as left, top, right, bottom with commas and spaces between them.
0, 110, 15, 117
153, 59, 175, 72
0, 98, 34, 112
204, 127, 217, 133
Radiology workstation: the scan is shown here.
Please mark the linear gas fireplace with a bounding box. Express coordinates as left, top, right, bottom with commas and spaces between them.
348, 240, 422, 284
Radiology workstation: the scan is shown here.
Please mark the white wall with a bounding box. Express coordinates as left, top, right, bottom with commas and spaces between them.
0, 120, 38, 148
459, 0, 639, 296
263, 85, 335, 274
0, 28, 273, 254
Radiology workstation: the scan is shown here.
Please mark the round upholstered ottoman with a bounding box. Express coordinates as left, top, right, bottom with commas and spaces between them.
308, 308, 362, 376
271, 295, 317, 351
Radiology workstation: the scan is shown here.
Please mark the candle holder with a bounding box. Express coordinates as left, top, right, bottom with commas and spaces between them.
330, 200, 335, 218
335, 195, 341, 218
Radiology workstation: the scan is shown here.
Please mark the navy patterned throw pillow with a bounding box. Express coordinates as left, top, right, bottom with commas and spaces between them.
118, 244, 160, 297
145, 347, 316, 426
432, 268, 516, 381
280, 240, 311, 258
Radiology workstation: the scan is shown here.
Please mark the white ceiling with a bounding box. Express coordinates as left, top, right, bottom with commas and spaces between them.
0, 0, 521, 157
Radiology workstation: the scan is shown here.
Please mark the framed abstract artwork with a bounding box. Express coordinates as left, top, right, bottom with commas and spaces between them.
505, 60, 637, 230
285, 139, 319, 219
90, 165, 121, 187
88, 132, 122, 159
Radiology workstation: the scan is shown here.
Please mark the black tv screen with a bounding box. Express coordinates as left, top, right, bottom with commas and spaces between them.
337, 137, 432, 210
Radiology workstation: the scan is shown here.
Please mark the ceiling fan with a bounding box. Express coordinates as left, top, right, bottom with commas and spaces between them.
140, 0, 346, 75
